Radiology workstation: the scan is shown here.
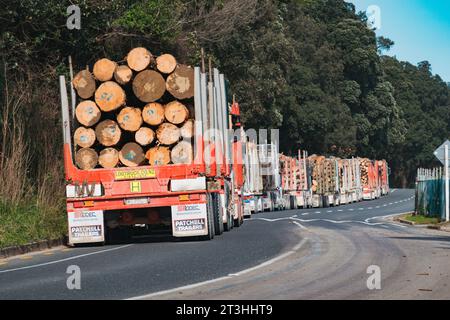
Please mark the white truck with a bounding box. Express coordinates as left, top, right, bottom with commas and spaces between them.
243, 141, 263, 216
258, 143, 284, 211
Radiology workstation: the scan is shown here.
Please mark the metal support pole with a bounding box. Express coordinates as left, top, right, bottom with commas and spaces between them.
445, 145, 449, 222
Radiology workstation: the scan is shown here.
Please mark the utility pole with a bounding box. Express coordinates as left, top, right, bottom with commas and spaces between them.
446, 144, 449, 222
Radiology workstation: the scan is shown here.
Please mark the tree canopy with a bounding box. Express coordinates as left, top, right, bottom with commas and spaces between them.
1, 0, 449, 188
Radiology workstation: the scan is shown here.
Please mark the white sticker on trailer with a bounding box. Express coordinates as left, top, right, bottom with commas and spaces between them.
171, 203, 208, 237
68, 210, 104, 244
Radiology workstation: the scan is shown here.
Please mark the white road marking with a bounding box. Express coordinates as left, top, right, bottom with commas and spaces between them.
0, 245, 133, 274
128, 238, 309, 300
327, 210, 333, 213
337, 210, 343, 212
292, 221, 309, 230
302, 213, 310, 216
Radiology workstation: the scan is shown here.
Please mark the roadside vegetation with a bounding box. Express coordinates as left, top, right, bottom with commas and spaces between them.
0, 0, 449, 247
404, 214, 440, 225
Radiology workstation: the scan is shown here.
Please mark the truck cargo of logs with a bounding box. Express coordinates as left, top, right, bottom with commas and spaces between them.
72, 48, 195, 169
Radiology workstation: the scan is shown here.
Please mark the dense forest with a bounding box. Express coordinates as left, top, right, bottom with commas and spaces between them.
0, 0, 449, 244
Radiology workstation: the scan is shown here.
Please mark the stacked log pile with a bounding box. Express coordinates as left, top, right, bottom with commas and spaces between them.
309, 155, 339, 194
359, 158, 372, 186
71, 47, 195, 170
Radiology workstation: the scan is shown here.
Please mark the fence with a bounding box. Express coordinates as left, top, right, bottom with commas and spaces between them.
415, 168, 446, 219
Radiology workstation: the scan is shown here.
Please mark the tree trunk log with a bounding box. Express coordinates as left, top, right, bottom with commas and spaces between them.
180, 119, 195, 139
142, 102, 165, 126
75, 148, 98, 170
164, 101, 189, 125
126, 47, 153, 72
114, 65, 133, 85
93, 58, 117, 82
117, 107, 143, 132
73, 70, 96, 99
75, 100, 101, 127
119, 142, 145, 167
95, 120, 122, 146
74, 127, 96, 148
166, 65, 195, 100
146, 146, 171, 166
156, 123, 180, 145
133, 70, 166, 103
95, 81, 126, 112
156, 54, 177, 74
99, 147, 120, 169
135, 127, 155, 146
171, 141, 193, 164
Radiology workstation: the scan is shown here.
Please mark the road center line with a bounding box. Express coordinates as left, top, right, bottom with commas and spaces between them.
127, 238, 309, 300
0, 244, 133, 274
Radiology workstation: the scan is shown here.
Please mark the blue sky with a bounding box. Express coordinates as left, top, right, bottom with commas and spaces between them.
348, 0, 450, 82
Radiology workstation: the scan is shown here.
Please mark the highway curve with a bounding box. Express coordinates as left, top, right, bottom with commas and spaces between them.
1, 189, 449, 300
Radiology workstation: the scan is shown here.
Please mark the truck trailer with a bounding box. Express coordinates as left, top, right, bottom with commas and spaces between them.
60, 63, 244, 245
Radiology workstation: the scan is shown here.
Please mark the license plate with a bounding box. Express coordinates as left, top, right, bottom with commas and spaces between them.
124, 197, 149, 205
115, 169, 156, 180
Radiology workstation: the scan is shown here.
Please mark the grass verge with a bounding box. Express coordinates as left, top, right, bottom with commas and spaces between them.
0, 200, 66, 249
403, 213, 440, 225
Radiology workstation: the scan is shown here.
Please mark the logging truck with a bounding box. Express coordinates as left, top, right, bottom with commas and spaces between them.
258, 143, 284, 211
242, 141, 264, 216
60, 50, 244, 245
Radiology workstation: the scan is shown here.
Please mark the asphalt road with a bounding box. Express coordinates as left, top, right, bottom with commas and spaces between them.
1, 189, 449, 300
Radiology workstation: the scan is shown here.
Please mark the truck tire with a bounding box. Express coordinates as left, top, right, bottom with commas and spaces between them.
203, 193, 215, 240
224, 211, 232, 232
212, 193, 224, 236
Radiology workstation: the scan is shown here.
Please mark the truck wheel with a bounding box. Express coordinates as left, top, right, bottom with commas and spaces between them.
212, 193, 224, 236
224, 211, 232, 232
203, 194, 215, 240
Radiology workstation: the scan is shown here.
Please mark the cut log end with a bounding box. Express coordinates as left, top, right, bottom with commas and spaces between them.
75, 100, 101, 127
74, 127, 96, 148
135, 127, 155, 146
73, 70, 96, 99
171, 141, 193, 164
126, 47, 153, 72
114, 65, 133, 85
142, 102, 165, 126
99, 148, 120, 169
166, 65, 195, 100
133, 70, 166, 103
75, 148, 98, 170
93, 58, 117, 82
95, 81, 126, 112
95, 119, 122, 147
119, 142, 145, 167
156, 54, 177, 74
146, 146, 170, 166
180, 119, 195, 139
164, 101, 189, 125
117, 107, 143, 132
156, 123, 181, 145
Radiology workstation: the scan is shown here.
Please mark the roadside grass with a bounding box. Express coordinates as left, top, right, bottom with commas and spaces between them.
0, 200, 66, 249
404, 213, 440, 225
